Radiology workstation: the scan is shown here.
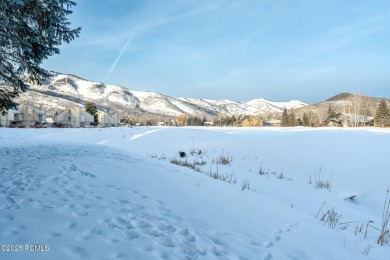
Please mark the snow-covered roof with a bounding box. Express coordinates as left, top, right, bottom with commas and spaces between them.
342, 113, 373, 123
328, 113, 374, 123
6, 109, 23, 114
264, 119, 281, 124
23, 105, 45, 115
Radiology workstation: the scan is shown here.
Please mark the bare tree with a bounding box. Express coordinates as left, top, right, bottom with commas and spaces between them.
317, 104, 330, 126
345, 94, 373, 127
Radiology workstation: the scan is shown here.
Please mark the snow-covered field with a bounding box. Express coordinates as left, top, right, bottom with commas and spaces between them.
0, 127, 389, 259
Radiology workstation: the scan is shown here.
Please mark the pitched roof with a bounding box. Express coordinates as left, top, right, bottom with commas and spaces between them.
325, 113, 373, 123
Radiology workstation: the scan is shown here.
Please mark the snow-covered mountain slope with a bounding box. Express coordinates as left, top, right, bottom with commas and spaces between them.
245, 98, 308, 113
0, 127, 389, 259
178, 98, 259, 116
19, 72, 307, 118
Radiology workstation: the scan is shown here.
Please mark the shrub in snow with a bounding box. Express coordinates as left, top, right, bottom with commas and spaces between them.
315, 179, 331, 190
314, 168, 332, 191
216, 151, 231, 165
320, 208, 342, 229
190, 148, 202, 156
316, 202, 342, 230
241, 180, 250, 191
258, 164, 268, 175
169, 158, 201, 172
377, 189, 390, 246
207, 167, 237, 184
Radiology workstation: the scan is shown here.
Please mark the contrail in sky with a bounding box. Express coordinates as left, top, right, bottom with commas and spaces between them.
104, 34, 133, 82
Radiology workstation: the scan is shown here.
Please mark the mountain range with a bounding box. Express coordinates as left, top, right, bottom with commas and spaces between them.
16, 72, 308, 118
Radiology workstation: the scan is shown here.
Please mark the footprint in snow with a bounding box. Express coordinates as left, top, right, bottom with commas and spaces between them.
263, 252, 272, 260
274, 228, 283, 241
131, 219, 152, 229
263, 240, 274, 248
261, 222, 301, 259
76, 228, 104, 241
66, 246, 89, 258
72, 210, 88, 217
64, 221, 76, 230
123, 230, 139, 240
157, 236, 175, 248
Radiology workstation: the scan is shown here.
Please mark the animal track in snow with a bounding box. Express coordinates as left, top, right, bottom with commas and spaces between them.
263, 240, 274, 248
274, 228, 283, 241
261, 221, 300, 260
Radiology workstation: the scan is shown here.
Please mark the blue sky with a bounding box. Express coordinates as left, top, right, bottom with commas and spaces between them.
42, 0, 390, 103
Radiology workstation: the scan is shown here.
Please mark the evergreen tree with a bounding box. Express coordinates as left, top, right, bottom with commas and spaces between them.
302, 112, 310, 127
288, 109, 297, 127
281, 108, 289, 127
85, 102, 97, 115
231, 115, 237, 126
195, 116, 201, 126
186, 116, 205, 126
202, 116, 206, 126
85, 102, 98, 125
375, 99, 390, 127
0, 0, 81, 114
